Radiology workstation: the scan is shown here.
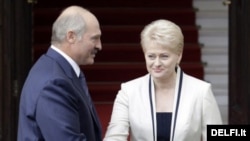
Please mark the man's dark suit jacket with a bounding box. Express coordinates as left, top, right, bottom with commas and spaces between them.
17, 48, 102, 141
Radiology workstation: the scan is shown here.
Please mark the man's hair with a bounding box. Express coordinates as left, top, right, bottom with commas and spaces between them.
51, 6, 89, 44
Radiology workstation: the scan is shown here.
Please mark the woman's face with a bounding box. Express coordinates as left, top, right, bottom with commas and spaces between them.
144, 43, 181, 80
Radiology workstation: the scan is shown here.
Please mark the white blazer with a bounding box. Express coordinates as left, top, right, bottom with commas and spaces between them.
103, 67, 222, 141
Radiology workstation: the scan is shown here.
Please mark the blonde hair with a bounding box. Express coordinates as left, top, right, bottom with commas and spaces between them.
140, 19, 184, 55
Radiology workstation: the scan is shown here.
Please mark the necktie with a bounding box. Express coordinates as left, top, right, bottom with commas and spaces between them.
79, 72, 93, 108
79, 72, 101, 126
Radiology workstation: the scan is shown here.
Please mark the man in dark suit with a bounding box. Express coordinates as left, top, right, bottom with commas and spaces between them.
17, 5, 102, 141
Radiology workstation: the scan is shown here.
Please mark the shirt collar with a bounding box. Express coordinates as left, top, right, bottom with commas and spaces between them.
50, 45, 80, 77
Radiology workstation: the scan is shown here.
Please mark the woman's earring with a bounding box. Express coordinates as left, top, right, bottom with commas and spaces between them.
175, 64, 178, 72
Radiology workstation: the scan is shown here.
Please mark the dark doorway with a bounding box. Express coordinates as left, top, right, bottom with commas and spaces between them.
229, 0, 250, 124
0, 0, 33, 141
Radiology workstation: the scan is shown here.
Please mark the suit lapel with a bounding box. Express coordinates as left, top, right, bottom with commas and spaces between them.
46, 48, 102, 132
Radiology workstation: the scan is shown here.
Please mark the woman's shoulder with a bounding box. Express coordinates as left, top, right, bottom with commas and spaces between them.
121, 74, 149, 87
115, 74, 149, 99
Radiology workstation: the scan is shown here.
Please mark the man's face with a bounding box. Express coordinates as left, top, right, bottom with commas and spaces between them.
72, 14, 102, 65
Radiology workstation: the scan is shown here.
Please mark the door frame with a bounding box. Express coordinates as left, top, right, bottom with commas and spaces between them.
0, 0, 33, 140
229, 0, 250, 124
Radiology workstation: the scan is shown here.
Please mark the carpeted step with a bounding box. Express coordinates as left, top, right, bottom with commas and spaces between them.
33, 25, 198, 44
92, 8, 196, 26
94, 102, 113, 138
33, 7, 196, 26
33, 43, 201, 63
34, 0, 193, 8
89, 82, 120, 102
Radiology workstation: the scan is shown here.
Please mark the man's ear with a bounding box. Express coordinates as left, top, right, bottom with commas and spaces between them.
66, 31, 77, 43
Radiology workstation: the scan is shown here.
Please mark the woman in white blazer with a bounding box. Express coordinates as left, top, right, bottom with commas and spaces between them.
103, 19, 222, 141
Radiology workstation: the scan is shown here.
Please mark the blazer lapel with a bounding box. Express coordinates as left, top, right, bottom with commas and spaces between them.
145, 67, 184, 141
170, 66, 183, 141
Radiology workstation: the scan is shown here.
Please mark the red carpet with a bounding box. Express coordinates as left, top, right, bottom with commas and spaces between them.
33, 0, 201, 138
